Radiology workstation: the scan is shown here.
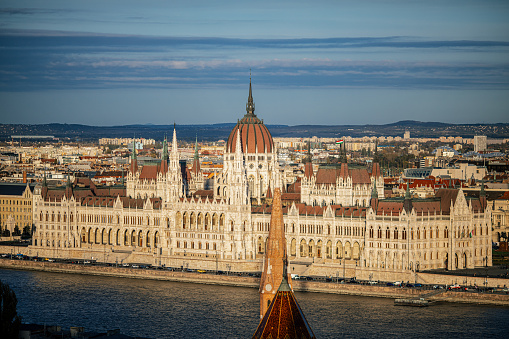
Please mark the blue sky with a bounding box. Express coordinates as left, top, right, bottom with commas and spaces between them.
1, 0, 508, 126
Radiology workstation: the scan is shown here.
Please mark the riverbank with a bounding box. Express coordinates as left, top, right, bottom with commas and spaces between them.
2, 258, 509, 306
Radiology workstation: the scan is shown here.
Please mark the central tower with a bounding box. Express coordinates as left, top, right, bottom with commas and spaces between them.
219, 78, 279, 204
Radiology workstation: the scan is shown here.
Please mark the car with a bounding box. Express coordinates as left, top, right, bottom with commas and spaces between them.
291, 274, 300, 280
386, 282, 395, 286
394, 281, 402, 286
414, 283, 423, 287
197, 269, 206, 273
449, 284, 462, 289
433, 285, 444, 289
368, 281, 378, 285
406, 283, 414, 288
131, 264, 139, 268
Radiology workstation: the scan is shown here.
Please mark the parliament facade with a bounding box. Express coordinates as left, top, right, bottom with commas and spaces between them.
30, 82, 492, 281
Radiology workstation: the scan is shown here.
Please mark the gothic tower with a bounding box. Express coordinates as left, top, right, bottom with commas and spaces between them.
259, 187, 291, 319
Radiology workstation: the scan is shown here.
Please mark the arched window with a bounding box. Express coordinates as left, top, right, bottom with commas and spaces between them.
369, 226, 374, 238
394, 228, 398, 240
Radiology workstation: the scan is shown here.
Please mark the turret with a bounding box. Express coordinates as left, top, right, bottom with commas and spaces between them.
370, 180, 379, 211
403, 182, 412, 213
480, 178, 487, 210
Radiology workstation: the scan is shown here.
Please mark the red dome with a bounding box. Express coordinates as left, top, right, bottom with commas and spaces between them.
226, 114, 274, 153
226, 80, 273, 154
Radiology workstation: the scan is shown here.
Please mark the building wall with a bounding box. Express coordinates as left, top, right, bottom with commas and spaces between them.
0, 185, 33, 234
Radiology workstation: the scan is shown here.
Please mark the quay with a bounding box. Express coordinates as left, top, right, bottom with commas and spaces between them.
2, 258, 509, 307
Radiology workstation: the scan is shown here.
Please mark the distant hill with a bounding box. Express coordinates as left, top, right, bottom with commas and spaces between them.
1, 121, 508, 142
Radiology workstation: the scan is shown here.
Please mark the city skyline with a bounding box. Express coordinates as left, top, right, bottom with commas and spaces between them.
1, 0, 509, 126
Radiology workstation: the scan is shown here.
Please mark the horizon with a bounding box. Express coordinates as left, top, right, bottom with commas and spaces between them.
1, 1, 509, 126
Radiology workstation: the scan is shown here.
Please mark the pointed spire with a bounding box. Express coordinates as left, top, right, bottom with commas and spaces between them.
162, 135, 168, 161
42, 170, 47, 187
193, 135, 201, 175
404, 182, 412, 213
131, 140, 137, 160
172, 125, 177, 151
235, 128, 243, 155
479, 178, 487, 210
246, 75, 255, 115
371, 180, 378, 199
405, 182, 411, 199
259, 187, 290, 319
194, 135, 199, 160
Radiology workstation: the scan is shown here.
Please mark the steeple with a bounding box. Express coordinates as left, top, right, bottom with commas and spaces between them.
162, 135, 168, 161
370, 180, 379, 211
404, 182, 412, 213
192, 135, 201, 175
480, 178, 487, 210
246, 75, 255, 115
259, 187, 291, 319
129, 140, 138, 174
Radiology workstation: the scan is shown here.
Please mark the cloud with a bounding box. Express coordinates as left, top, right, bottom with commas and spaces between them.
1, 30, 508, 91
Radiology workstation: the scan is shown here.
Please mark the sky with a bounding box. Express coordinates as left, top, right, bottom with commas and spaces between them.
1, 0, 508, 126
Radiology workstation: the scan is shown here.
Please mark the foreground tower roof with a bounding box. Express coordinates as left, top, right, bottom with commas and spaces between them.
226, 78, 274, 154
252, 272, 316, 339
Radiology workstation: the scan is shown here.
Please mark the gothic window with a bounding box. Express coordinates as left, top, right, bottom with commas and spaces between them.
394, 228, 398, 240
369, 226, 374, 238
385, 227, 390, 239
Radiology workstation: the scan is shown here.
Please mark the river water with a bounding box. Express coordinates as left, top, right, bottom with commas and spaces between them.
1, 269, 508, 338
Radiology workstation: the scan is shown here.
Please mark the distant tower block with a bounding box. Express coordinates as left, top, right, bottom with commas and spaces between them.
404, 130, 411, 139
259, 187, 291, 319
474, 135, 487, 153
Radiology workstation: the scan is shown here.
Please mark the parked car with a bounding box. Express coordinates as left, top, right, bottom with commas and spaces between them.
291, 274, 300, 280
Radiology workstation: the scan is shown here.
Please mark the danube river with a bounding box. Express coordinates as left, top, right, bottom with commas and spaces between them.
1, 269, 508, 338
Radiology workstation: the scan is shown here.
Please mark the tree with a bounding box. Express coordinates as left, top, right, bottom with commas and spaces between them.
22, 226, 31, 239
12, 226, 21, 237
0, 280, 21, 338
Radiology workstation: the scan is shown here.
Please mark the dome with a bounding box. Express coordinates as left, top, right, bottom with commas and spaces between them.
226, 80, 274, 154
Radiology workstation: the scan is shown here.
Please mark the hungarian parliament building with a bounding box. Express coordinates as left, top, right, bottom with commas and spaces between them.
31, 82, 492, 280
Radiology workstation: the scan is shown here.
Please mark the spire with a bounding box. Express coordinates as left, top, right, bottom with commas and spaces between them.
42, 171, 47, 187
405, 182, 411, 199
370, 180, 379, 211
172, 124, 178, 154
480, 178, 487, 210
404, 182, 412, 213
246, 75, 255, 115
193, 135, 201, 175
235, 128, 243, 156
194, 135, 199, 160
162, 135, 168, 161
371, 180, 378, 199
259, 188, 290, 319
131, 138, 137, 160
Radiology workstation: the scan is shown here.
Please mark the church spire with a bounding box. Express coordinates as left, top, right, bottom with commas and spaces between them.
246, 75, 255, 115
162, 135, 168, 161
259, 187, 290, 319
